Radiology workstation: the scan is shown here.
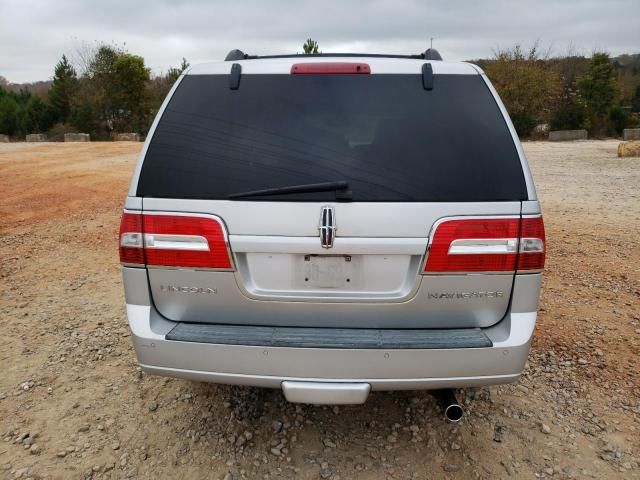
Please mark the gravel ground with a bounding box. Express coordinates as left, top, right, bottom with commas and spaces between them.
0, 140, 639, 479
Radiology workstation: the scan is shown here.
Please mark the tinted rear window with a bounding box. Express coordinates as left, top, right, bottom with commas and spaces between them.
137, 73, 527, 201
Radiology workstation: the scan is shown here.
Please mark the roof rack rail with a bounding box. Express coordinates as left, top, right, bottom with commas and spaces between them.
422, 48, 443, 61
223, 51, 444, 61
224, 49, 258, 61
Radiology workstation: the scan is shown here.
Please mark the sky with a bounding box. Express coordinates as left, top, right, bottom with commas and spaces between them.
1, 0, 639, 83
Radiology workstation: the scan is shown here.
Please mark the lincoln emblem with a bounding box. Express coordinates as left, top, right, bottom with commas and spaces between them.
318, 206, 336, 248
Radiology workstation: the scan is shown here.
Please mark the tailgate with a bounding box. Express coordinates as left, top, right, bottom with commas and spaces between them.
143, 200, 520, 329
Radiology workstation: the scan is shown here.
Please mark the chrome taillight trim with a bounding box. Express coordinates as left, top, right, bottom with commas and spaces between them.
426, 215, 521, 251
144, 234, 210, 251
448, 238, 518, 255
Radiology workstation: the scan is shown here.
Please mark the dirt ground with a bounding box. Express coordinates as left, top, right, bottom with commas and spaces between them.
0, 140, 639, 480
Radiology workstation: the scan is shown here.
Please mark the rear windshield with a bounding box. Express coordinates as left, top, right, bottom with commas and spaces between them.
137, 73, 528, 201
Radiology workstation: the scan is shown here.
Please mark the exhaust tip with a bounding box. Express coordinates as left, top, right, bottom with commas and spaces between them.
444, 403, 464, 423
433, 389, 464, 423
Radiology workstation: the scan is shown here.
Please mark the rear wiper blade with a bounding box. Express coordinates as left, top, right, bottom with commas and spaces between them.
227, 181, 352, 200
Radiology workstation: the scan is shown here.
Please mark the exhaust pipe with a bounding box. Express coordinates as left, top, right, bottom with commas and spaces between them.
434, 389, 464, 423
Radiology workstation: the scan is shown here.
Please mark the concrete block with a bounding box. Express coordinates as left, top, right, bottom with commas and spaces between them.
64, 133, 90, 142
26, 133, 47, 142
548, 129, 588, 141
0, 134, 9, 143
617, 141, 640, 157
114, 133, 140, 142
623, 129, 640, 141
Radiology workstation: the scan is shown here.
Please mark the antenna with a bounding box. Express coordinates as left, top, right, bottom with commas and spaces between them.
430, 37, 434, 49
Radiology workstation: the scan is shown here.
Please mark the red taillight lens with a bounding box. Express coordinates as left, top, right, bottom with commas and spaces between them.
143, 214, 232, 269
425, 218, 520, 273
119, 212, 144, 265
290, 62, 371, 74
118, 212, 233, 270
517, 216, 545, 271
423, 216, 545, 274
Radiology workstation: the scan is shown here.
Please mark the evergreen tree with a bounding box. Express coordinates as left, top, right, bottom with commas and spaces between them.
0, 85, 53, 136
631, 85, 640, 113
48, 55, 77, 123
0, 87, 18, 135
302, 38, 320, 54
167, 58, 190, 83
578, 52, 617, 135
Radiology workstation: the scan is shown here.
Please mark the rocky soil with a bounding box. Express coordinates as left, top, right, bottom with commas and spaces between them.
0, 140, 639, 479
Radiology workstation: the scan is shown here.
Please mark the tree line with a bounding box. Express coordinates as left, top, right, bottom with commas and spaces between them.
1, 42, 639, 140
0, 43, 188, 140
476, 45, 640, 137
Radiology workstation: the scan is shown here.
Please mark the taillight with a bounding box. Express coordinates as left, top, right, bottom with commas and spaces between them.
119, 212, 144, 265
425, 218, 519, 273
118, 212, 233, 270
517, 216, 545, 271
423, 216, 545, 274
290, 62, 371, 74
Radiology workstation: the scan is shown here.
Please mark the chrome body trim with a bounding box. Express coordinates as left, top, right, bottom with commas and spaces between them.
142, 199, 522, 237
229, 235, 427, 255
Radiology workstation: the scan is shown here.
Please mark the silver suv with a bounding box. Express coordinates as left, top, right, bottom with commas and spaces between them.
120, 50, 545, 414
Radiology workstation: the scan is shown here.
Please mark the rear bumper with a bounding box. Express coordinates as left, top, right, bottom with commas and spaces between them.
123, 267, 540, 401
140, 364, 521, 391
127, 302, 535, 392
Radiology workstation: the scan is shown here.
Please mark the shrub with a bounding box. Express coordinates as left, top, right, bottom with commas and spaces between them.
47, 122, 78, 142
510, 112, 537, 137
608, 106, 627, 136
